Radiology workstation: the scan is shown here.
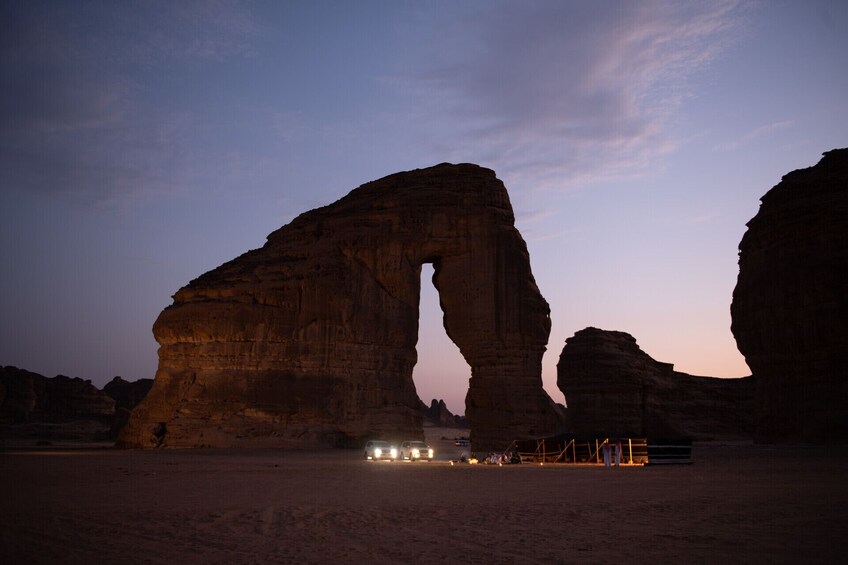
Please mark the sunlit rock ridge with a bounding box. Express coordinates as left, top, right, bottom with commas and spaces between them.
119, 163, 562, 449
731, 148, 848, 442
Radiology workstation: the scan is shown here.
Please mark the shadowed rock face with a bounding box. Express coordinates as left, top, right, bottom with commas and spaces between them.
0, 366, 116, 425
731, 148, 848, 442
103, 376, 153, 439
557, 328, 753, 440
0, 366, 117, 441
119, 163, 562, 449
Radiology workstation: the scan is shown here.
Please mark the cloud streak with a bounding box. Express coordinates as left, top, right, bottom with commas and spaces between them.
713, 120, 794, 152
397, 0, 748, 191
2, 1, 749, 208
0, 0, 262, 204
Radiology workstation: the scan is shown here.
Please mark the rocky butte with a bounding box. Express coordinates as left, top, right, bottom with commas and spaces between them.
557, 328, 753, 440
119, 163, 562, 450
731, 148, 848, 442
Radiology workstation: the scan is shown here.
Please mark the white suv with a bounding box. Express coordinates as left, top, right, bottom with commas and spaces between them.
400, 440, 434, 461
363, 440, 398, 461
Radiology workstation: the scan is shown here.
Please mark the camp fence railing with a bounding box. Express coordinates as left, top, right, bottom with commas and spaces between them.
514, 438, 649, 465
514, 438, 569, 463
645, 439, 693, 465
588, 438, 648, 465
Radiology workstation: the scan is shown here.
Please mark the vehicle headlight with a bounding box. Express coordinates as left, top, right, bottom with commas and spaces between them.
390, 448, 398, 458
412, 448, 420, 457
374, 448, 382, 457
428, 449, 434, 458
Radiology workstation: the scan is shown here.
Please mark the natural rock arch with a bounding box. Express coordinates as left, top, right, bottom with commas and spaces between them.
119, 163, 562, 449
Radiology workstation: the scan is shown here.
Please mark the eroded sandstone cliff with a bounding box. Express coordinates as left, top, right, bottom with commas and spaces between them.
731, 148, 848, 442
119, 163, 562, 449
557, 328, 753, 440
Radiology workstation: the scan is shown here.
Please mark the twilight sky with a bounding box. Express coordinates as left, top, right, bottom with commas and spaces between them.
1, 0, 846, 414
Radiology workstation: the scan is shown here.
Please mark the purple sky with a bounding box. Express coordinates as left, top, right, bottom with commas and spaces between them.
2, 1, 846, 414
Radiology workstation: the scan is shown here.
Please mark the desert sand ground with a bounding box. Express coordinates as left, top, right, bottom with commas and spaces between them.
2, 429, 846, 564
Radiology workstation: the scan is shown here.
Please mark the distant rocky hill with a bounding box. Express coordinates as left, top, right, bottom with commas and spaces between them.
731, 148, 848, 442
419, 398, 468, 428
557, 328, 753, 441
0, 366, 152, 443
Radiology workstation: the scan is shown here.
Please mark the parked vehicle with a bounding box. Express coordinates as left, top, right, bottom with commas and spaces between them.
363, 440, 398, 461
400, 440, 434, 461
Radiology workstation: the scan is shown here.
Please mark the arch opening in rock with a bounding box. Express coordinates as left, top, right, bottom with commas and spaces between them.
412, 263, 470, 427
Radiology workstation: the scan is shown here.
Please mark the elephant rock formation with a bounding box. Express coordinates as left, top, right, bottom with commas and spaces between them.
119, 163, 561, 449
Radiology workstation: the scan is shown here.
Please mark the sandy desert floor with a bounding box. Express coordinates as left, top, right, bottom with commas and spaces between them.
2, 431, 847, 564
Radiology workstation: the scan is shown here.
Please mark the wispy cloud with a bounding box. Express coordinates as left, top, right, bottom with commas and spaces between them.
683, 212, 718, 225
395, 0, 748, 191
2, 1, 751, 209
713, 120, 793, 151
522, 225, 583, 243
0, 1, 263, 204
516, 207, 559, 224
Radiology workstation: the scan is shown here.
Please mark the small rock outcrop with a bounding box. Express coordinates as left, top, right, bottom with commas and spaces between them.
103, 377, 154, 439
556, 328, 753, 440
103, 376, 154, 410
119, 163, 562, 450
731, 148, 848, 442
